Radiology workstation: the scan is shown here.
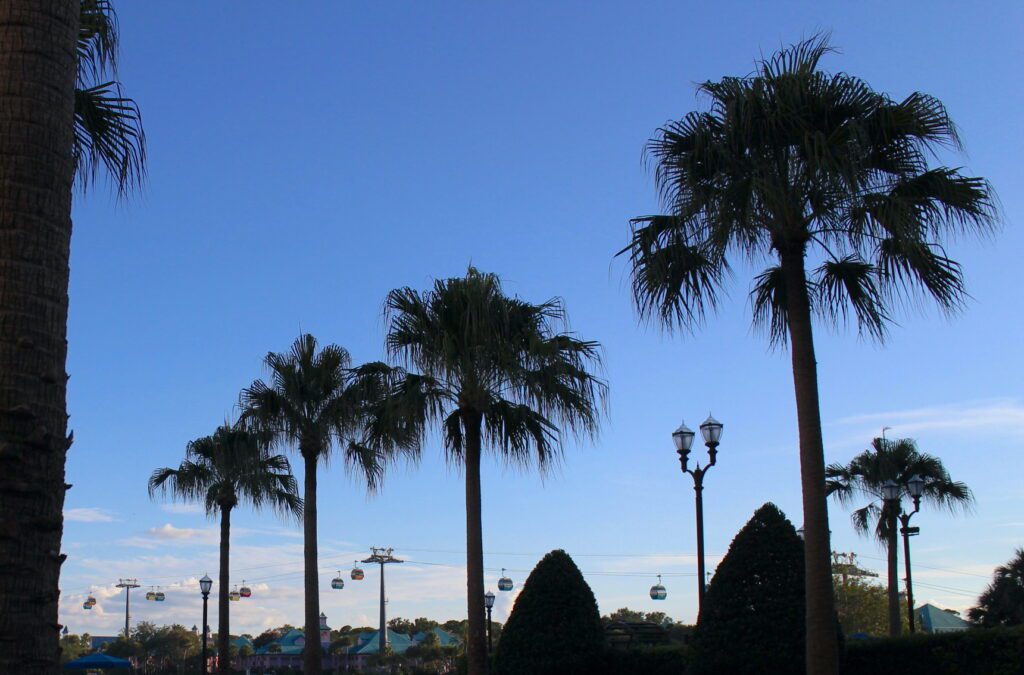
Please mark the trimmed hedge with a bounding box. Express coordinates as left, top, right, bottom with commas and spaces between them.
843, 627, 1024, 675
599, 645, 691, 674
492, 550, 604, 675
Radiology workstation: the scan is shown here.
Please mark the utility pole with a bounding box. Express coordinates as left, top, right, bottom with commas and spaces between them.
362, 547, 402, 655
115, 579, 140, 639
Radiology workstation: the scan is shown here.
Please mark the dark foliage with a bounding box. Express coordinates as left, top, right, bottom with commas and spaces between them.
843, 627, 1024, 675
969, 548, 1024, 628
693, 503, 806, 675
599, 644, 691, 675
492, 550, 604, 675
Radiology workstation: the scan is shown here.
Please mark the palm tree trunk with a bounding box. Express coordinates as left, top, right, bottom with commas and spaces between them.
0, 3, 78, 673
886, 508, 901, 636
780, 247, 839, 675
463, 411, 487, 675
301, 448, 322, 675
218, 505, 231, 675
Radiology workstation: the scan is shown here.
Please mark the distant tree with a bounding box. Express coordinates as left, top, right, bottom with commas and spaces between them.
969, 548, 1024, 627
150, 424, 301, 674
268, 643, 282, 654
493, 550, 604, 675
388, 617, 415, 635
59, 632, 92, 663
385, 269, 607, 675
253, 629, 280, 649
602, 608, 645, 624
328, 637, 352, 654
240, 334, 416, 675
827, 437, 973, 635
694, 503, 805, 675
105, 637, 144, 659
411, 617, 440, 635
834, 575, 908, 635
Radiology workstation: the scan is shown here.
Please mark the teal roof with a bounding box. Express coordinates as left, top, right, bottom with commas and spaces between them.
349, 629, 415, 655
917, 604, 970, 633
412, 627, 461, 647
254, 629, 308, 655
232, 636, 254, 650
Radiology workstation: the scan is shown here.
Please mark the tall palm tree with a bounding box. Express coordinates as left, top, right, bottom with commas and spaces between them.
622, 35, 995, 673
0, 1, 143, 670
826, 437, 972, 636
149, 425, 301, 675
238, 334, 416, 675
384, 267, 607, 675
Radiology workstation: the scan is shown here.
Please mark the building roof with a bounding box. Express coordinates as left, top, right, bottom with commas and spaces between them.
254, 629, 307, 655
349, 629, 415, 655
411, 627, 462, 647
916, 604, 970, 633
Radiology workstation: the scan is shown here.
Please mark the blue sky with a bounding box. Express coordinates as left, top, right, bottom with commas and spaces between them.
61, 1, 1023, 636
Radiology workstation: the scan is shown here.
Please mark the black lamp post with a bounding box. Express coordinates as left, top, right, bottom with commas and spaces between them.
881, 480, 902, 636
673, 414, 723, 613
199, 574, 212, 674
484, 590, 495, 654
900, 474, 925, 633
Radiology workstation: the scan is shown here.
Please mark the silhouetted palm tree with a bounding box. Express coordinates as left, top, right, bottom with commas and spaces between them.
0, 2, 144, 668
623, 34, 995, 673
826, 437, 972, 636
384, 268, 607, 675
149, 425, 301, 674
969, 548, 1024, 627
239, 334, 416, 675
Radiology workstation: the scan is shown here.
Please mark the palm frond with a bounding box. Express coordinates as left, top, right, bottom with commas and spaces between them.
74, 83, 145, 196
814, 256, 888, 340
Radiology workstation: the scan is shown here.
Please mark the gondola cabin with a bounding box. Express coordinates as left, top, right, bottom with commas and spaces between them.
229, 590, 240, 602
649, 575, 667, 600
351, 563, 364, 581
86, 596, 96, 606
239, 583, 252, 598
331, 573, 345, 590
154, 592, 165, 602
497, 568, 513, 592
83, 602, 92, 610
145, 591, 156, 601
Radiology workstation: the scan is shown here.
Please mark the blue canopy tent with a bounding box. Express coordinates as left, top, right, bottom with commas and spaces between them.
64, 652, 131, 670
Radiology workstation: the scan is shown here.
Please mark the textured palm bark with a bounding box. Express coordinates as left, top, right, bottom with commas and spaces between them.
887, 511, 901, 636
463, 411, 487, 675
0, 2, 78, 673
301, 448, 322, 675
781, 247, 840, 675
218, 505, 231, 674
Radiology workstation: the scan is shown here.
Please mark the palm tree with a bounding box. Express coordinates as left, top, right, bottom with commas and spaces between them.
238, 334, 416, 675
384, 267, 607, 675
622, 34, 995, 673
826, 437, 972, 637
969, 548, 1024, 627
149, 425, 301, 675
0, 1, 144, 670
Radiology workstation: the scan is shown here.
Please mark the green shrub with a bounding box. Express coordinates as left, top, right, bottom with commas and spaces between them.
492, 550, 604, 675
599, 644, 691, 674
843, 627, 1024, 675
693, 503, 805, 675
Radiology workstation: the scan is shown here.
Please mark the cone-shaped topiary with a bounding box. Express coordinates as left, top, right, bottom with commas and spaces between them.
492, 549, 604, 675
694, 503, 805, 675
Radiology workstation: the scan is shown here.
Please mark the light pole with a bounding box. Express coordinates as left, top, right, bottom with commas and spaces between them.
899, 474, 925, 633
199, 574, 212, 674
673, 414, 723, 614
881, 480, 902, 636
484, 591, 495, 654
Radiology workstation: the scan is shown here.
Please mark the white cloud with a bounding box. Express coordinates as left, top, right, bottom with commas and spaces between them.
160, 503, 206, 515
147, 523, 219, 543
65, 508, 117, 523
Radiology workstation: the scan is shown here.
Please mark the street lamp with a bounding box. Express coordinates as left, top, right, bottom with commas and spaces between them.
199, 574, 212, 675
673, 413, 723, 613
881, 480, 902, 637
484, 591, 495, 654
900, 474, 925, 632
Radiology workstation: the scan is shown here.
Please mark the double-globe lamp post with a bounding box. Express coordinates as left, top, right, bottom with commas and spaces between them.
199, 574, 212, 674
673, 414, 724, 614
484, 590, 495, 654
882, 475, 925, 634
